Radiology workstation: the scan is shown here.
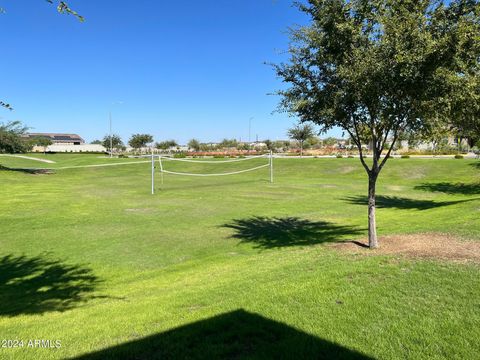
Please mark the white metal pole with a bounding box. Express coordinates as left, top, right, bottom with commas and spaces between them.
270, 151, 273, 183
151, 149, 154, 195
109, 112, 113, 158
159, 156, 164, 185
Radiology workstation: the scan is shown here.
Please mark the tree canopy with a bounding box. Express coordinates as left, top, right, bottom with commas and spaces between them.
0, 121, 30, 154
30, 136, 53, 154
102, 134, 124, 150
129, 134, 154, 150
287, 123, 315, 156
274, 0, 479, 248
155, 140, 178, 150
188, 139, 201, 152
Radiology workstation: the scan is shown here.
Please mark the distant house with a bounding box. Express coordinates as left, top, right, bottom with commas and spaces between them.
25, 133, 106, 153
25, 133, 85, 145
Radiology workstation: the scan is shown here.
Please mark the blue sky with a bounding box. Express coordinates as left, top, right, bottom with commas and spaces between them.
1, 0, 341, 143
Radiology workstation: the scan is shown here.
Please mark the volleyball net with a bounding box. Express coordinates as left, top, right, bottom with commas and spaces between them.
151, 153, 274, 194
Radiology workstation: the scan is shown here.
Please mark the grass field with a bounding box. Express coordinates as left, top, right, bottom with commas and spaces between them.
0, 154, 479, 359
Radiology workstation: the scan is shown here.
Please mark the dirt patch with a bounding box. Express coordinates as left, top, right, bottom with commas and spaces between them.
124, 208, 154, 214
331, 233, 480, 263
338, 166, 356, 174
318, 184, 338, 188
405, 168, 426, 179
387, 185, 404, 192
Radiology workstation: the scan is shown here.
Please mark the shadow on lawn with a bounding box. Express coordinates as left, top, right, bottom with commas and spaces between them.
72, 309, 373, 360
222, 217, 363, 248
0, 254, 101, 316
0, 165, 53, 174
343, 195, 477, 211
414, 182, 480, 195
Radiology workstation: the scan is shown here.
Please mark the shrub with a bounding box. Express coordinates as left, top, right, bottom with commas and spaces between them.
401, 155, 410, 159
118, 154, 128, 158
173, 153, 186, 158
454, 154, 464, 159
348, 155, 354, 158
213, 155, 225, 159
336, 154, 343, 158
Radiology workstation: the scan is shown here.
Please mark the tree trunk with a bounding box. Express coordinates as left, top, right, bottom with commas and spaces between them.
368, 173, 378, 249
300, 142, 303, 157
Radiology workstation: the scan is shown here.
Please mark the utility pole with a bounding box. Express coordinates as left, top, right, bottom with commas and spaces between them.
248, 117, 253, 143
109, 112, 113, 158
109, 101, 123, 158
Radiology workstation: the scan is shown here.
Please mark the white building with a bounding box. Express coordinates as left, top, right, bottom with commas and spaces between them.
26, 133, 107, 153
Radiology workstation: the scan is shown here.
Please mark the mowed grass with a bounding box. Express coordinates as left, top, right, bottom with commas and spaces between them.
0, 154, 479, 359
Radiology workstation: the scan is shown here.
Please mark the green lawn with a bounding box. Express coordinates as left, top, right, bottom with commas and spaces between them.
0, 154, 479, 359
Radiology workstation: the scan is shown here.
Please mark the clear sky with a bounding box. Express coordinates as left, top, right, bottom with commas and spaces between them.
1, 0, 341, 144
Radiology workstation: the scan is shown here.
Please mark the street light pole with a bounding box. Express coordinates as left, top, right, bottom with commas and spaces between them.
248, 117, 253, 143
109, 101, 123, 159
109, 112, 113, 158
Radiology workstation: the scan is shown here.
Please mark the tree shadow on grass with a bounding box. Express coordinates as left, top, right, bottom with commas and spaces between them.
222, 217, 363, 249
0, 254, 101, 317
72, 309, 373, 360
414, 182, 480, 195
343, 195, 477, 210
0, 165, 53, 174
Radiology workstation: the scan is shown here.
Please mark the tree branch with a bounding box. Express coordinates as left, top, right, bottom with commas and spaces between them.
379, 130, 399, 171
346, 127, 371, 175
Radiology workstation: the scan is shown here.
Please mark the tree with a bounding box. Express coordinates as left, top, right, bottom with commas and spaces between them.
45, 0, 84, 21
322, 137, 338, 148
274, 0, 478, 248
188, 139, 201, 152
155, 140, 178, 151
274, 140, 290, 152
0, 121, 30, 154
448, 67, 480, 149
129, 134, 153, 152
90, 140, 102, 145
264, 139, 275, 151
441, 0, 480, 151
0, 1, 83, 110
287, 123, 315, 156
306, 136, 321, 149
219, 138, 238, 149
102, 134, 124, 153
32, 136, 53, 155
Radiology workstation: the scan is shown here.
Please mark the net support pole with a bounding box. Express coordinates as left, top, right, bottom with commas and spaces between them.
159, 156, 164, 185
270, 151, 274, 183
151, 149, 155, 195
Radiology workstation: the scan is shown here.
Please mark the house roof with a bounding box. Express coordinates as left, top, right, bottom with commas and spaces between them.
25, 133, 85, 143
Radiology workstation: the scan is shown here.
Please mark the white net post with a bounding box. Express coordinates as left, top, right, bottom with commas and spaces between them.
151, 150, 155, 195
159, 156, 164, 185
270, 151, 274, 183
